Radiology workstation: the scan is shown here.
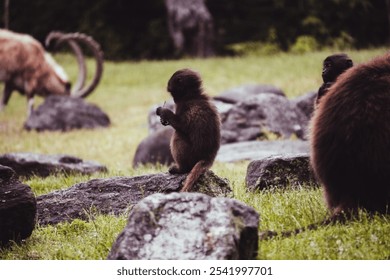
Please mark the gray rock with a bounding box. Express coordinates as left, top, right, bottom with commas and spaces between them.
0, 165, 36, 246
246, 154, 319, 191
221, 93, 308, 144
37, 170, 231, 225
212, 99, 235, 123
216, 140, 309, 162
291, 91, 317, 120
24, 96, 110, 132
133, 127, 174, 168
214, 84, 285, 104
0, 152, 108, 178
107, 192, 259, 260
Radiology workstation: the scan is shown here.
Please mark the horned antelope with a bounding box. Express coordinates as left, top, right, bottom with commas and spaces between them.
0, 29, 103, 116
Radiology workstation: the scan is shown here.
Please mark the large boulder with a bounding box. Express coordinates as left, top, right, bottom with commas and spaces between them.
245, 154, 319, 191
107, 192, 259, 260
214, 84, 285, 104
221, 93, 308, 144
24, 96, 110, 132
37, 170, 231, 225
0, 152, 108, 178
0, 165, 36, 246
147, 88, 312, 147
133, 127, 174, 168
216, 140, 309, 162
291, 91, 317, 120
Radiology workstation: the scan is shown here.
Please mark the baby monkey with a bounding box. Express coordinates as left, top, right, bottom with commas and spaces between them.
156, 68, 221, 192
316, 53, 353, 104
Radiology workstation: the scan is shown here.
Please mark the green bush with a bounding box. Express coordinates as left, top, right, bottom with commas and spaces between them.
331, 31, 355, 50
290, 36, 320, 54
227, 41, 282, 56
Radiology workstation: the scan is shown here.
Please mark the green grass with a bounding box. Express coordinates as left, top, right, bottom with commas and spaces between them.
1, 49, 389, 260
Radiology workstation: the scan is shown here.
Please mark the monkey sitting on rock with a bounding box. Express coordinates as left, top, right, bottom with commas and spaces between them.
156, 68, 221, 192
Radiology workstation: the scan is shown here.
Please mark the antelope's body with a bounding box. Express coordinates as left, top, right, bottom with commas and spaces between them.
0, 29, 103, 116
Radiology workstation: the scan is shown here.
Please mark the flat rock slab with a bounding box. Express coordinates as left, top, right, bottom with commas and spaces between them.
216, 140, 309, 162
214, 84, 285, 104
0, 153, 108, 178
107, 192, 259, 260
0, 165, 36, 246
246, 154, 319, 191
24, 95, 110, 132
37, 170, 231, 225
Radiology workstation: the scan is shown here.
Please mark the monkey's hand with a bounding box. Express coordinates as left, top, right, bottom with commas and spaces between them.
156, 107, 170, 126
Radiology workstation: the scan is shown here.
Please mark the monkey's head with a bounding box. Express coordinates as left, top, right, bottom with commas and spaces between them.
322, 53, 353, 83
167, 68, 202, 102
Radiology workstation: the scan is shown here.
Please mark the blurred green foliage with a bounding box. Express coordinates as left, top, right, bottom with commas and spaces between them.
0, 0, 388, 59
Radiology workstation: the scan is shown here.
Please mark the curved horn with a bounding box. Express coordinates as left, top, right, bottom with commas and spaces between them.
45, 31, 87, 93
45, 31, 104, 98
57, 33, 104, 98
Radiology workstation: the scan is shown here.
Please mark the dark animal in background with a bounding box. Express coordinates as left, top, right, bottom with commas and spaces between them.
260, 53, 390, 240
311, 53, 390, 216
156, 68, 221, 192
316, 53, 353, 104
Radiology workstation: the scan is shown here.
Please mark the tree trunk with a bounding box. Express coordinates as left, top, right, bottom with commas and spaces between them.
164, 0, 215, 58
386, 0, 390, 43
4, 0, 9, 29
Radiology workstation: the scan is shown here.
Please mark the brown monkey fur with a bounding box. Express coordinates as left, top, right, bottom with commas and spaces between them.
316, 53, 353, 105
311, 53, 390, 215
260, 53, 390, 240
156, 68, 221, 192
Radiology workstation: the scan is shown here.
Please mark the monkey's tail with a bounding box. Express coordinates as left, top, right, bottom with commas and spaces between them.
259, 212, 350, 240
180, 160, 211, 192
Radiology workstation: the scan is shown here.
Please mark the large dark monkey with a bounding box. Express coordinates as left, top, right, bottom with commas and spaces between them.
316, 53, 353, 104
156, 68, 221, 192
261, 53, 390, 240
312, 53, 390, 215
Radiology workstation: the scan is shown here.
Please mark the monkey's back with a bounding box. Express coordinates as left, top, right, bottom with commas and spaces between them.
171, 96, 221, 172
311, 53, 390, 214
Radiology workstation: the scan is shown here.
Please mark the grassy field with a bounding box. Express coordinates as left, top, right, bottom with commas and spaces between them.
0, 49, 389, 260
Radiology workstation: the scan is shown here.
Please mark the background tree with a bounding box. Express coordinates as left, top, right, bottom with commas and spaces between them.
164, 0, 215, 57
0, 0, 388, 59
3, 0, 9, 29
